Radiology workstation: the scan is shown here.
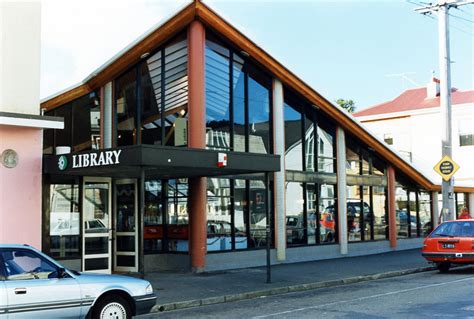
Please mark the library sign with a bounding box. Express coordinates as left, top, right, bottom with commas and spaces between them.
58, 150, 122, 171
433, 155, 459, 182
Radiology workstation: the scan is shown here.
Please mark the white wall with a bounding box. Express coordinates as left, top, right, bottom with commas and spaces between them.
360, 104, 474, 185
0, 1, 41, 115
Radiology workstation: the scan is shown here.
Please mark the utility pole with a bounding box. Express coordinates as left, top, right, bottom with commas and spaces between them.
415, 0, 474, 221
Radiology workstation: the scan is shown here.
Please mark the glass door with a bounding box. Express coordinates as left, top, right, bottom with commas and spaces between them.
114, 179, 138, 272
82, 177, 112, 273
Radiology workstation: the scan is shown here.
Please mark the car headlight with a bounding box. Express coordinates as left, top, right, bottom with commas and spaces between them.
145, 284, 153, 294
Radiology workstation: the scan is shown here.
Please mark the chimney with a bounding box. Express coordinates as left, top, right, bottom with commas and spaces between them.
426, 72, 440, 99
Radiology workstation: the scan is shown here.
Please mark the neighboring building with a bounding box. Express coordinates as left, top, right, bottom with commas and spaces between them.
39, 1, 474, 275
354, 77, 474, 217
0, 2, 62, 247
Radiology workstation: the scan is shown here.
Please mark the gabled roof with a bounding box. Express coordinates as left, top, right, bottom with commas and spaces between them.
40, 0, 473, 192
354, 87, 474, 117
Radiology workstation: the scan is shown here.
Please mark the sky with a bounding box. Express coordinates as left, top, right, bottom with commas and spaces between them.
40, 0, 474, 110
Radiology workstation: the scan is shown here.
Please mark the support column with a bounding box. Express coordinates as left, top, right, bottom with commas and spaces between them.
432, 191, 440, 229
336, 127, 348, 255
272, 78, 286, 261
387, 166, 397, 249
187, 20, 207, 273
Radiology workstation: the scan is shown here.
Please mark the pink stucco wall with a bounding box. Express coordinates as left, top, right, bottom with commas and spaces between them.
0, 125, 43, 248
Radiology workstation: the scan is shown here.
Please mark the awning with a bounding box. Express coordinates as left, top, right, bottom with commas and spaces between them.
43, 145, 280, 179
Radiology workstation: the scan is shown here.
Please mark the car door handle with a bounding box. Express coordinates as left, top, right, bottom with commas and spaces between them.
14, 288, 27, 295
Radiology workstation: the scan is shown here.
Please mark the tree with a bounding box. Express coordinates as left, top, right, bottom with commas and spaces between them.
335, 99, 356, 113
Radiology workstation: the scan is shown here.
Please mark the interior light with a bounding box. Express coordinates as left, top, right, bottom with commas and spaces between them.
240, 50, 249, 57
179, 109, 186, 116
140, 52, 150, 59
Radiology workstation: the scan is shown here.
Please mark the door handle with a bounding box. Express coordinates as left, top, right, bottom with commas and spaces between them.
14, 288, 27, 295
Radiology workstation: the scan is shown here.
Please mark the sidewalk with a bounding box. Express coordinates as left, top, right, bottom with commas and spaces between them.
145, 249, 432, 313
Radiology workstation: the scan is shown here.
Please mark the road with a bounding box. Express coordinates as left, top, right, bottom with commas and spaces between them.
139, 266, 474, 319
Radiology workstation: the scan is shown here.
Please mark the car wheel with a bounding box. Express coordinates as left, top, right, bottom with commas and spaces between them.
437, 262, 451, 273
92, 295, 131, 319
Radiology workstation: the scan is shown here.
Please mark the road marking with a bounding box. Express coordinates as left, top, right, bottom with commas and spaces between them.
252, 276, 474, 318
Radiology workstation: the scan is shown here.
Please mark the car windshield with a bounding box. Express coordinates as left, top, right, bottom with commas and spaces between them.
431, 221, 474, 238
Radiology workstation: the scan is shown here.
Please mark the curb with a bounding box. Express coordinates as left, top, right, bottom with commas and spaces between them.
151, 265, 436, 313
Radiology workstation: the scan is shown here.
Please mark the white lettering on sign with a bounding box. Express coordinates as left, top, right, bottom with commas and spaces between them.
71, 150, 122, 169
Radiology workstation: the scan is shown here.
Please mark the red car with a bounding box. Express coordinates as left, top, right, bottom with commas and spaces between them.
422, 219, 474, 272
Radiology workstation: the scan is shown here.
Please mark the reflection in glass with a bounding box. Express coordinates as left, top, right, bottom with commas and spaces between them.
49, 184, 80, 258
234, 179, 248, 250
396, 187, 409, 239
206, 40, 231, 150
346, 146, 360, 175
233, 54, 245, 152
144, 180, 163, 253
249, 179, 268, 248
317, 123, 335, 173
363, 186, 372, 240
306, 184, 316, 244
83, 183, 109, 234
207, 178, 232, 251
373, 187, 387, 240
409, 192, 418, 237
284, 102, 303, 171
319, 184, 336, 243
116, 184, 135, 232
167, 179, 188, 252
347, 185, 361, 241
248, 76, 270, 154
116, 68, 137, 146
286, 183, 304, 245
72, 92, 101, 152
418, 191, 432, 237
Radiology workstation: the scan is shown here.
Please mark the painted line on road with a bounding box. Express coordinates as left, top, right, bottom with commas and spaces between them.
252, 276, 474, 318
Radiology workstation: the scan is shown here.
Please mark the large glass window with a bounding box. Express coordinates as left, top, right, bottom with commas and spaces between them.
347, 185, 362, 242
455, 193, 467, 219
248, 73, 271, 154
54, 103, 72, 149
396, 187, 409, 239
144, 180, 163, 254
346, 146, 360, 175
167, 179, 188, 252
304, 109, 315, 172
206, 40, 231, 150
409, 192, 418, 237
234, 179, 248, 250
286, 182, 304, 246
373, 186, 387, 240
284, 102, 303, 171
318, 184, 337, 243
232, 54, 245, 152
317, 120, 335, 173
418, 191, 432, 237
115, 68, 137, 146
72, 92, 101, 152
207, 178, 232, 251
140, 57, 163, 146
48, 183, 80, 259
249, 179, 269, 248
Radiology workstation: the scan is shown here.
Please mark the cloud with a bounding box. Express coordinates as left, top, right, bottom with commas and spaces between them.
40, 0, 189, 99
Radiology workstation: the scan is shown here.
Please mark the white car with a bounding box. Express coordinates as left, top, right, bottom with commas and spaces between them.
0, 244, 156, 318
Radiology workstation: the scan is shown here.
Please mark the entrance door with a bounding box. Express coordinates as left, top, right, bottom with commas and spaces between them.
82, 177, 112, 273
114, 179, 138, 272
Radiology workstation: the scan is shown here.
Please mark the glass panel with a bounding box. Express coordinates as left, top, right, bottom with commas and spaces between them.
248, 75, 270, 154
206, 40, 231, 150
373, 187, 387, 240
55, 103, 72, 148
72, 92, 101, 152
304, 109, 315, 172
363, 186, 372, 240
346, 147, 360, 175
286, 182, 304, 246
319, 184, 336, 243
396, 187, 409, 238
249, 179, 267, 248
167, 179, 188, 252
418, 191, 432, 237
83, 182, 110, 234
347, 186, 361, 241
409, 192, 418, 237
116, 236, 135, 252
144, 180, 163, 253
84, 258, 108, 271
116, 68, 137, 146
43, 128, 54, 154
207, 178, 232, 251
117, 255, 135, 267
317, 120, 335, 173
306, 184, 317, 244
85, 237, 108, 255
141, 57, 163, 146
49, 184, 80, 258
362, 156, 370, 176
284, 102, 303, 171
234, 179, 248, 250
116, 183, 136, 232
233, 53, 245, 152
456, 193, 466, 219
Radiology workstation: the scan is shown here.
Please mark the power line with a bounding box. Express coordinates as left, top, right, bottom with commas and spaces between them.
449, 12, 474, 23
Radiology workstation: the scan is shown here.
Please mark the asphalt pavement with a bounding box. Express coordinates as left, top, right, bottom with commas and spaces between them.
141, 266, 474, 318
141, 248, 437, 314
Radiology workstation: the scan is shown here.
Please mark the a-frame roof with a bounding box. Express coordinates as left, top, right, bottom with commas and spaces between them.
40, 0, 473, 192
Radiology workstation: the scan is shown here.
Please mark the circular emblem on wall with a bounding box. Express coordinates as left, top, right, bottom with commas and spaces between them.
1, 149, 19, 168
58, 155, 68, 171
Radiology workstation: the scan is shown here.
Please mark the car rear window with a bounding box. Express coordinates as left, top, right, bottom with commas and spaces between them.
431, 221, 474, 238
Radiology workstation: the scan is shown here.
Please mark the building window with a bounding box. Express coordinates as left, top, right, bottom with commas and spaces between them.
167, 179, 188, 252
115, 68, 137, 146
286, 182, 304, 246
207, 178, 233, 251
346, 146, 360, 175
418, 191, 432, 237
248, 72, 271, 154
317, 120, 335, 173
373, 186, 388, 240
318, 184, 337, 243
48, 183, 80, 259
144, 180, 163, 254
455, 192, 467, 219
396, 187, 409, 239
384, 134, 393, 145
284, 101, 303, 171
249, 179, 270, 248
460, 134, 474, 146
